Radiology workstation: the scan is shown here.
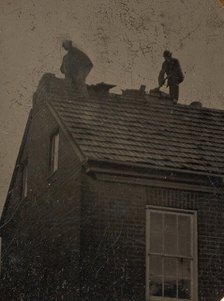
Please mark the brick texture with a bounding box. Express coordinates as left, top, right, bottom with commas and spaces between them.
81, 174, 224, 301
1, 91, 82, 300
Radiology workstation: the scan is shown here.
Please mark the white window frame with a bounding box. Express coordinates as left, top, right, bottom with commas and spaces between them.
0, 237, 2, 275
22, 163, 28, 199
50, 131, 59, 174
146, 206, 198, 301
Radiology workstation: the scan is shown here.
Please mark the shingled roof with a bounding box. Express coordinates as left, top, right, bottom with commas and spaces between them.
38, 74, 224, 177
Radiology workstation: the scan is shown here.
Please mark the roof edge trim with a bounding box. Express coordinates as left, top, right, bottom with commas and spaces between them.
96, 173, 221, 194
46, 102, 87, 164
86, 158, 224, 179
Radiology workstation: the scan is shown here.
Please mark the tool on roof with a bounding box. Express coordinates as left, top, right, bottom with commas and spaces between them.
150, 76, 168, 93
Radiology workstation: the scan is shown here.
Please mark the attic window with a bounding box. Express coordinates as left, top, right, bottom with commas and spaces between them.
50, 132, 59, 174
22, 163, 28, 199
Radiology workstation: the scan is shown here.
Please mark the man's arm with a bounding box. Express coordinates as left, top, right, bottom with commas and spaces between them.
175, 59, 184, 83
158, 62, 166, 87
60, 58, 65, 74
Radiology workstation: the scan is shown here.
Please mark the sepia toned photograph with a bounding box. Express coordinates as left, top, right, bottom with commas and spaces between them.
0, 1, 224, 300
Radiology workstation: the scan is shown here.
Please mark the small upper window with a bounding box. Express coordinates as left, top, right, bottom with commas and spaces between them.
22, 163, 28, 199
0, 237, 2, 275
50, 132, 59, 174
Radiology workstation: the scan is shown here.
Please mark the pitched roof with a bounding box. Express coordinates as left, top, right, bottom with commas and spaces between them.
41, 74, 224, 176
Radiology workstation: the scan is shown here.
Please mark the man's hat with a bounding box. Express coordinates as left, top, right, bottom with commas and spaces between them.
62, 40, 73, 48
163, 50, 172, 58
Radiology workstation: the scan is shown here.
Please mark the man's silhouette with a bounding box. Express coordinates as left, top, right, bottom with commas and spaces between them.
158, 50, 184, 102
60, 40, 93, 96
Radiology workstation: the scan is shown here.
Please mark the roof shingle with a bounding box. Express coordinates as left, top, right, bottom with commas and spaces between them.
42, 75, 224, 176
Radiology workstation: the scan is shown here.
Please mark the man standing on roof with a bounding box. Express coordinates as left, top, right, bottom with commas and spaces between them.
158, 50, 184, 103
60, 40, 93, 96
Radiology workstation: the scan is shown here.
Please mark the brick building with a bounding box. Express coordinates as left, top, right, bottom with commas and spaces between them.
1, 73, 224, 301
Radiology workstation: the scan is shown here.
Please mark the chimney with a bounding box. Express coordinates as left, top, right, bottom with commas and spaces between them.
88, 82, 116, 97
122, 85, 146, 97
139, 85, 146, 96
190, 101, 202, 109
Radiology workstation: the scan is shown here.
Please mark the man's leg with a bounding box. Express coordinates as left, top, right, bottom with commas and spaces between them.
71, 72, 88, 96
169, 84, 179, 103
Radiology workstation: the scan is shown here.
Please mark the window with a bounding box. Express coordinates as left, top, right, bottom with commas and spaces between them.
22, 163, 28, 198
146, 206, 197, 301
0, 237, 2, 275
50, 132, 59, 174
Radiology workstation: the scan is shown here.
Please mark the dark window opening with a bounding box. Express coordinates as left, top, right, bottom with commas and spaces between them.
50, 132, 59, 174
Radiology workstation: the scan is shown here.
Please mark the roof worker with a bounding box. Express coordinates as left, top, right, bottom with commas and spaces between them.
158, 50, 184, 103
60, 40, 93, 96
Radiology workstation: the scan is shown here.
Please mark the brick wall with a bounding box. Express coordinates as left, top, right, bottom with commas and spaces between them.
81, 173, 224, 301
1, 93, 82, 300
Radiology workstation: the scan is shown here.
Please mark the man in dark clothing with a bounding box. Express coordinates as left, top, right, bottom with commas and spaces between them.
60, 40, 93, 96
158, 50, 184, 102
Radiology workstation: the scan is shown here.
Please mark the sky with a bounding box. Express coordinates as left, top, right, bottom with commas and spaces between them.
0, 0, 224, 214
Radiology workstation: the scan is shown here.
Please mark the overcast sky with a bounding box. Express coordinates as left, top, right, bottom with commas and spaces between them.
0, 0, 224, 213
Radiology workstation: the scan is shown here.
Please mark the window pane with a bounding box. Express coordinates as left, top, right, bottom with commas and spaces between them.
164, 234, 177, 254
50, 137, 55, 172
164, 214, 177, 234
164, 278, 177, 298
178, 216, 191, 237
53, 133, 59, 171
150, 231, 163, 253
178, 215, 191, 257
178, 279, 191, 299
149, 277, 162, 297
178, 259, 191, 279
179, 235, 191, 257
164, 257, 177, 278
51, 133, 59, 173
150, 255, 163, 276
22, 165, 28, 198
150, 212, 163, 233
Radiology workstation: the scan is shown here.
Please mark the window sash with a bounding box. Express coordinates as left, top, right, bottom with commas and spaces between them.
149, 212, 192, 257
50, 132, 59, 174
146, 206, 197, 301
0, 237, 2, 275
22, 164, 28, 198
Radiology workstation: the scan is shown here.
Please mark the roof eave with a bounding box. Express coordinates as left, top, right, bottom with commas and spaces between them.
85, 157, 224, 190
